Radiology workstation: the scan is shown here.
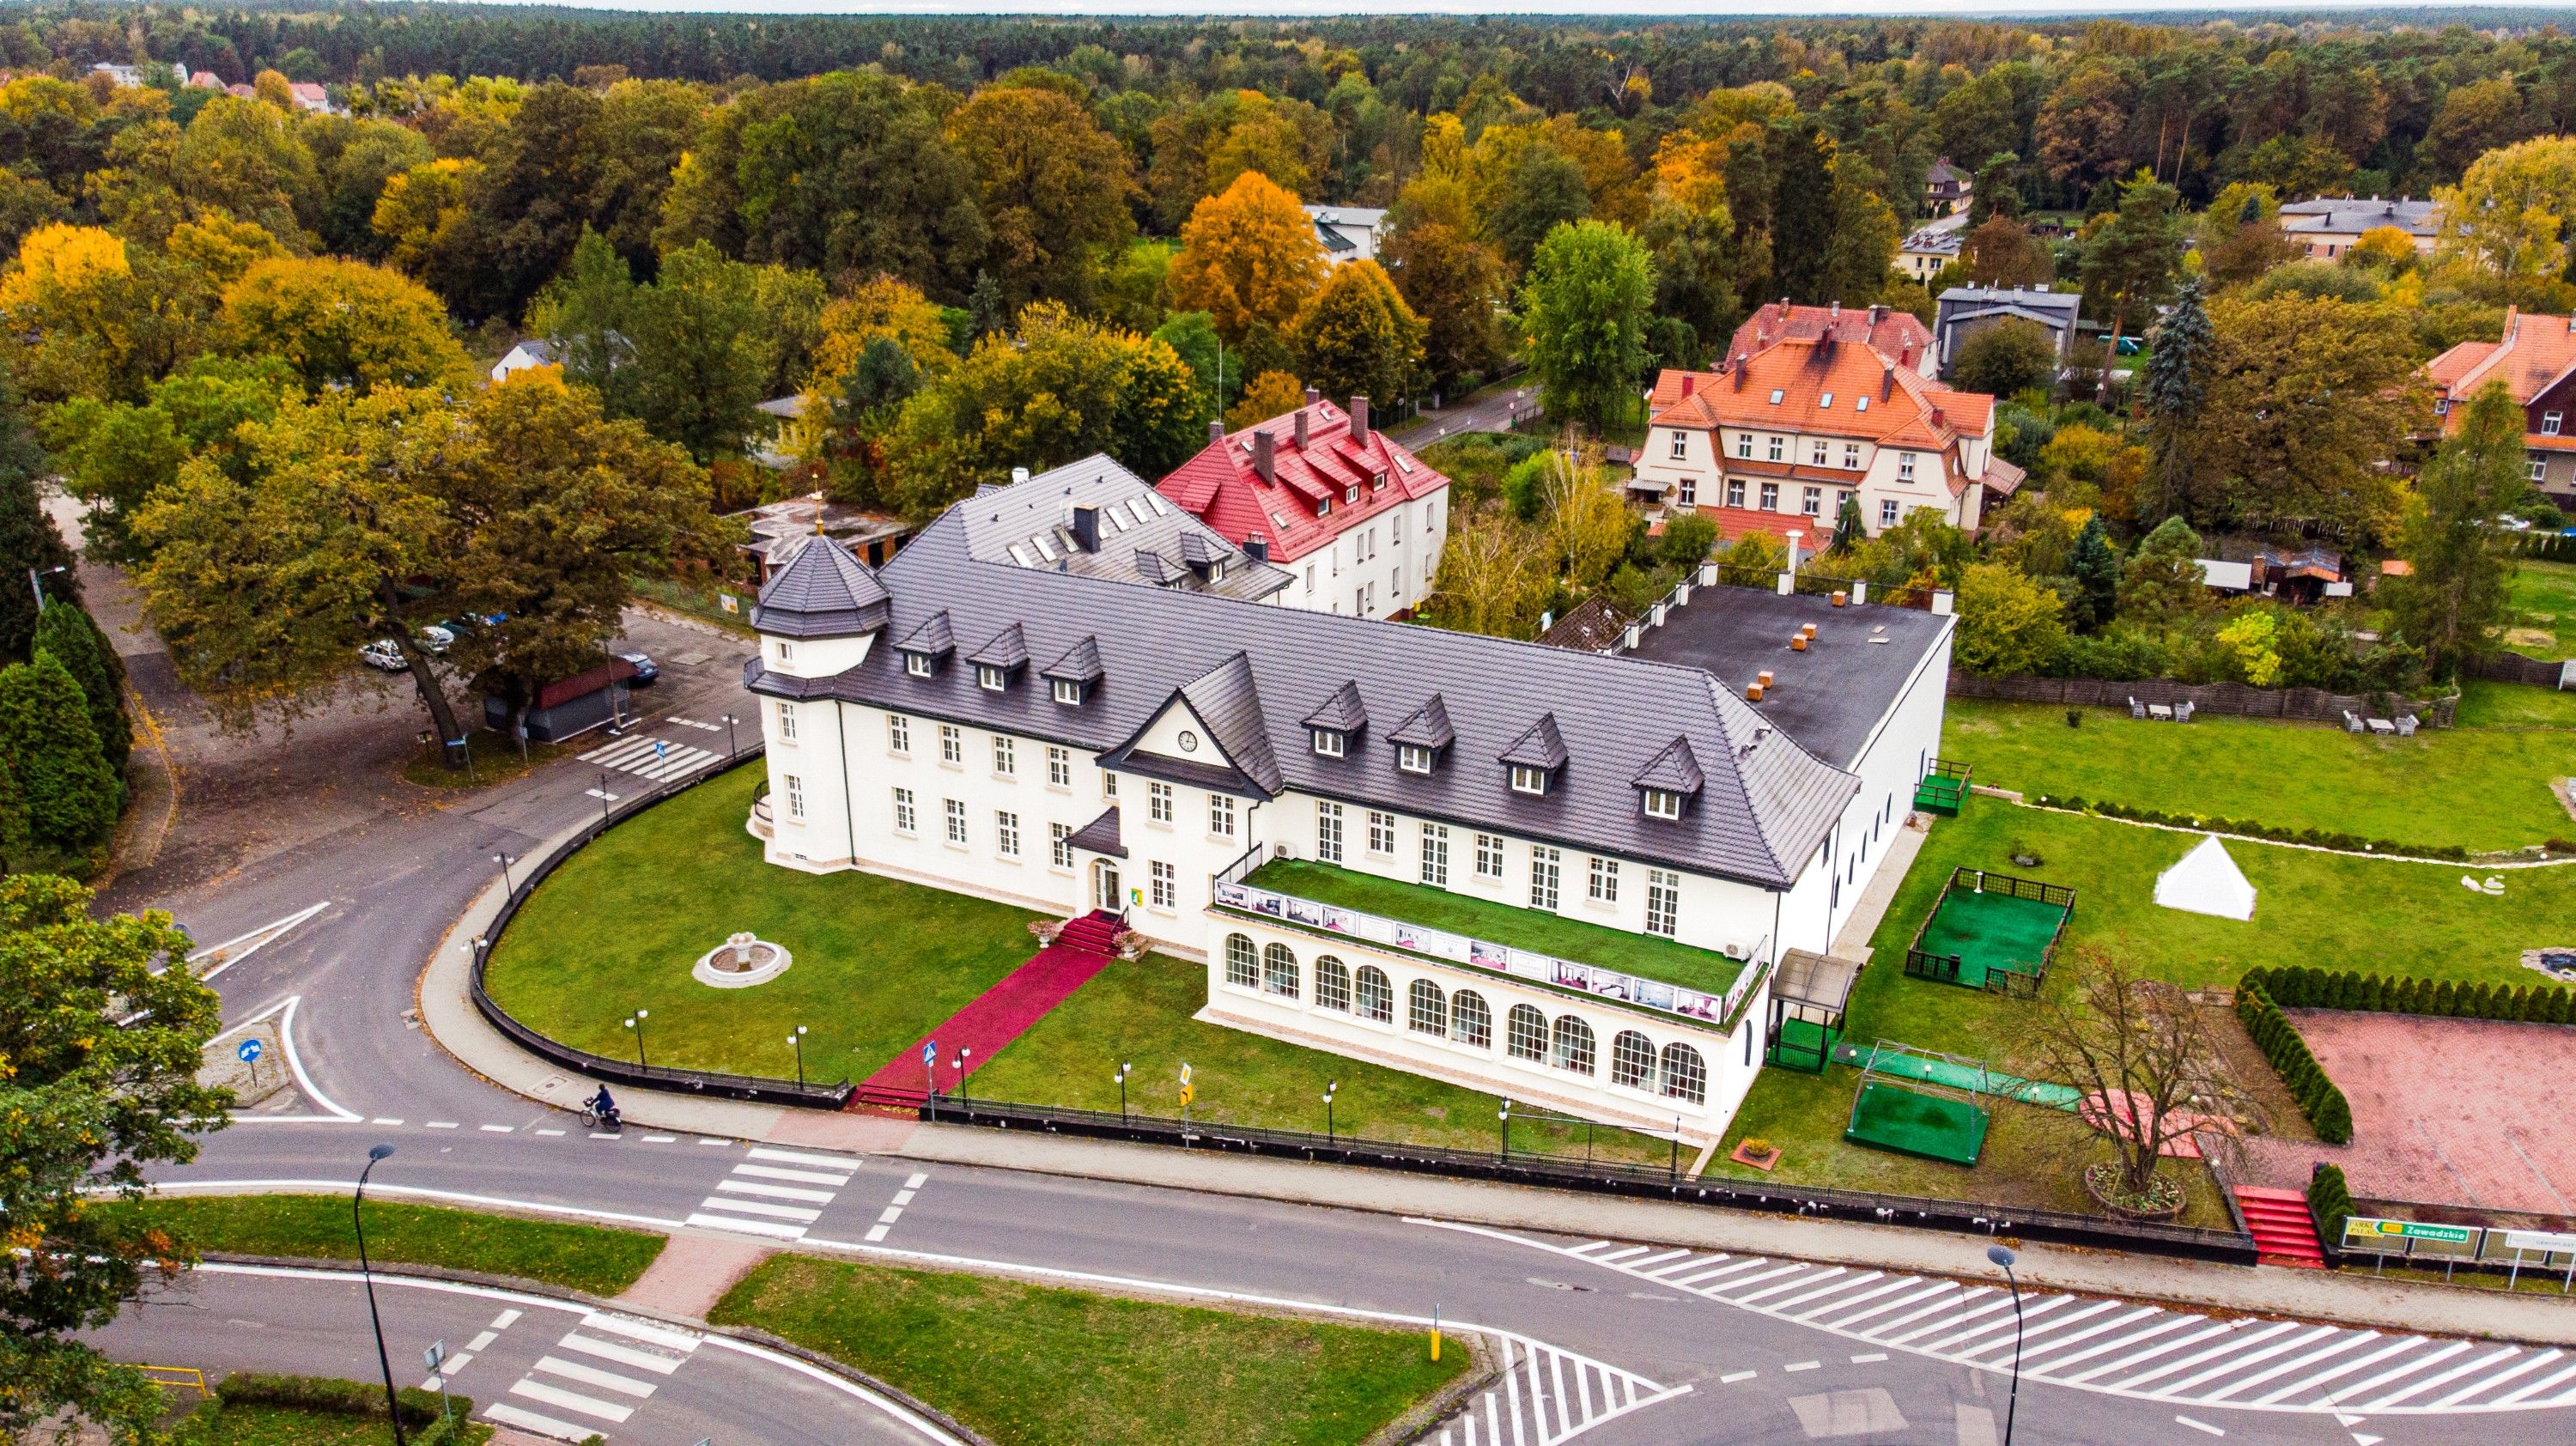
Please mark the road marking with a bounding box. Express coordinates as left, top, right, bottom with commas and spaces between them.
685, 1212, 806, 1240
866, 1170, 925, 1243
557, 1334, 683, 1376
905, 1171, 927, 1188
509, 1377, 635, 1424
1851, 1353, 1887, 1364
691, 1197, 821, 1224
373, 1117, 404, 1126
532, 1356, 656, 1397
714, 1179, 834, 1204
750, 1146, 861, 1169
482, 1402, 605, 1443
639, 1134, 676, 1143
699, 1137, 730, 1145
427, 1121, 459, 1130
1783, 1361, 1820, 1372
2175, 1414, 2225, 1437
731, 1163, 850, 1185
480, 1124, 513, 1133
580, 734, 720, 781
1720, 1370, 1758, 1384
208, 995, 361, 1122
579, 1314, 702, 1352
189, 901, 331, 983
535, 1128, 564, 1137
588, 1132, 619, 1139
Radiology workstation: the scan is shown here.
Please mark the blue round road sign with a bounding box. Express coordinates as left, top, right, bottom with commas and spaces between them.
236, 1038, 264, 1065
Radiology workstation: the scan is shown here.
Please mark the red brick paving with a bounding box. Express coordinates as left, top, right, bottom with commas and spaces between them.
2237, 1010, 2576, 1215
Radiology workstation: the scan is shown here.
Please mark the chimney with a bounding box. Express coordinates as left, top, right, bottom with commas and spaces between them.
1791, 633, 1809, 652
1851, 580, 1868, 605
1932, 588, 1955, 616
1832, 589, 1848, 608
1801, 622, 1818, 640
1246, 533, 1268, 562
1680, 374, 1696, 398
1294, 408, 1309, 448
1868, 302, 1886, 325
1785, 529, 1804, 574
1070, 506, 1099, 553
1209, 418, 1227, 444
1829, 300, 1841, 320
1349, 397, 1370, 446
1012, 466, 1030, 485
1253, 430, 1275, 483
1303, 386, 1320, 408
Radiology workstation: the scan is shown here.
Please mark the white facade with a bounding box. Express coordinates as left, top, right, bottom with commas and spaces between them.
1277, 490, 1449, 620
752, 581, 1949, 1145
1629, 421, 1984, 538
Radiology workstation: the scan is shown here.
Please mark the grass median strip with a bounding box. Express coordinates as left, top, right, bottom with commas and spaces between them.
712, 1254, 1465, 1446
115, 1194, 665, 1296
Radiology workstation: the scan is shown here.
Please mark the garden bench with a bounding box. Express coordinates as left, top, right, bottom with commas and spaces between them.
2343, 710, 2365, 733
2394, 714, 2417, 737
2129, 696, 2148, 720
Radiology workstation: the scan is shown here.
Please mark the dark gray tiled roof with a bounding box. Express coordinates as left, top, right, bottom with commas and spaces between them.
748, 515, 1859, 890
1389, 695, 1454, 750
1068, 805, 1125, 859
1044, 635, 1103, 684
1302, 681, 1369, 733
1622, 584, 1952, 770
896, 611, 954, 658
1499, 714, 1568, 771
750, 537, 890, 638
1178, 652, 1284, 796
959, 455, 1291, 602
969, 622, 1028, 671
1633, 737, 1705, 795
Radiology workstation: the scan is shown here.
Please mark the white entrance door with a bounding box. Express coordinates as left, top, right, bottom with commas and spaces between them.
1092, 860, 1122, 912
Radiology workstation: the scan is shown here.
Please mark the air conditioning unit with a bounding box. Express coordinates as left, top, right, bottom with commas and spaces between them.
1719, 940, 1753, 962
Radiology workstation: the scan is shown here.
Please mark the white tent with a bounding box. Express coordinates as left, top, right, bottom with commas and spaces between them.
2155, 834, 2256, 920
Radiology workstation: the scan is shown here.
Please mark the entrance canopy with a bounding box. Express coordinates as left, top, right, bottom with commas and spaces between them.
2154, 834, 2256, 920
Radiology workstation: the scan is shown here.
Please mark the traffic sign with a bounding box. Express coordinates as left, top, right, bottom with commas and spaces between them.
923, 1039, 939, 1064
236, 1039, 263, 1065
1179, 1062, 1193, 1085
423, 1341, 446, 1370
2349, 1218, 2474, 1245
1177, 1084, 1194, 1108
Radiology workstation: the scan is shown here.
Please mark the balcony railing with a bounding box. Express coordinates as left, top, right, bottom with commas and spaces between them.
1212, 875, 1771, 1032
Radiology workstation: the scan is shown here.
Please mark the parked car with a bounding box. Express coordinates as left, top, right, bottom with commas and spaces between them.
618, 651, 659, 686
358, 639, 407, 671
418, 624, 457, 653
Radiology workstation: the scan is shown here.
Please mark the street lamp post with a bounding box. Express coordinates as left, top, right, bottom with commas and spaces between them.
720, 713, 739, 759
598, 770, 613, 824
1114, 1060, 1131, 1121
28, 564, 65, 611
623, 1010, 650, 1070
787, 1025, 808, 1087
355, 1144, 407, 1445
1988, 1244, 2025, 1445
493, 853, 516, 892
954, 1046, 972, 1104
1321, 1080, 1338, 1145
1497, 1100, 1511, 1163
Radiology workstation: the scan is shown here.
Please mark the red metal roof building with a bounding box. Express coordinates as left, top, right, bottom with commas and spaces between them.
2426, 306, 2576, 511
1157, 392, 1453, 620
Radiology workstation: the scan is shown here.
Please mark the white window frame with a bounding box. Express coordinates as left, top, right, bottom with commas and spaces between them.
1150, 859, 1176, 908
1421, 823, 1449, 886
1209, 793, 1236, 837
1397, 744, 1433, 775
784, 775, 805, 820
1802, 486, 1822, 516
1313, 728, 1346, 758
1669, 430, 1687, 459
775, 641, 795, 667
976, 664, 1007, 692
1474, 833, 1504, 879
1646, 868, 1680, 938
1149, 780, 1173, 824
1510, 764, 1549, 796
906, 653, 934, 678
995, 811, 1020, 858
1047, 745, 1070, 787
2531, 457, 2549, 483
892, 787, 915, 834
1677, 477, 1697, 507
993, 735, 1015, 775
1843, 442, 1861, 470
1767, 434, 1784, 461
1759, 482, 1779, 511
775, 700, 797, 741
887, 714, 910, 754
1880, 498, 1899, 527
1367, 810, 1395, 855
1316, 801, 1344, 862
1049, 821, 1072, 868
1052, 677, 1084, 706
1898, 452, 1917, 483
1644, 789, 1682, 821
1588, 855, 1619, 903
1809, 440, 1828, 465
944, 797, 967, 844
939, 724, 962, 765
1530, 846, 1561, 910
2546, 412, 2565, 436
1726, 479, 1746, 507
1735, 433, 1753, 459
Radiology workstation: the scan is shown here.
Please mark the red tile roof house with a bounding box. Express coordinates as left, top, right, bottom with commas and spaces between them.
2426, 307, 2576, 513
1726, 301, 1938, 380
1625, 333, 2020, 547
1157, 392, 1453, 620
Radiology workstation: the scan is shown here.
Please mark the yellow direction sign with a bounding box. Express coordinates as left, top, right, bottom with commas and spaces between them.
1178, 1084, 1195, 1107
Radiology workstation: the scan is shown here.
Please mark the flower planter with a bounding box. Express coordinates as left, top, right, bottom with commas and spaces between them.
1729, 1142, 1781, 1172
2083, 1160, 2184, 1221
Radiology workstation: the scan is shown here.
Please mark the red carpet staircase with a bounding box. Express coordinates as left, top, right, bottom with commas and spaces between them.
851, 910, 1123, 1110
2234, 1185, 2327, 1268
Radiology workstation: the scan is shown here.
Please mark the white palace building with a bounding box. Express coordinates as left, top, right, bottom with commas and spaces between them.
745, 462, 1953, 1144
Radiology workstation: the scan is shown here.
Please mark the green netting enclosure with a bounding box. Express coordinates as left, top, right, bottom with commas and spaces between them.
1766, 949, 1862, 1074
1844, 1040, 1992, 1165
1912, 758, 1971, 817
1902, 867, 2074, 997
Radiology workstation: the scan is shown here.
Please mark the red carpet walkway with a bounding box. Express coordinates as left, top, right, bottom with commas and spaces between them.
855, 910, 1121, 1103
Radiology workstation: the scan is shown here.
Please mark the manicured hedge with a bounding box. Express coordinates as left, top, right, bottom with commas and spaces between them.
2240, 965, 2576, 1024
2029, 795, 2472, 860
2307, 1163, 2354, 1253
2235, 984, 2354, 1145
216, 1374, 473, 1442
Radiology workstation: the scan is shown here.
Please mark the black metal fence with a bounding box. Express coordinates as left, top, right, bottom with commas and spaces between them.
467, 740, 855, 1109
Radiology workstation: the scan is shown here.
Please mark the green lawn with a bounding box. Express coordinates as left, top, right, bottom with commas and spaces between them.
173, 1402, 488, 1445
713, 1255, 1465, 1446
484, 762, 1042, 1083
116, 1194, 665, 1296
2453, 678, 2576, 729
973, 950, 1673, 1163
1240, 858, 1744, 997
1941, 698, 2576, 852
2506, 558, 2576, 660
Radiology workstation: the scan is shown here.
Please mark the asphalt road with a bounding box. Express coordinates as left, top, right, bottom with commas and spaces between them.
75, 538, 2576, 1445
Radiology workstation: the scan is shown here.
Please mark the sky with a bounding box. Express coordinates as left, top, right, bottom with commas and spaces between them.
416, 1, 2576, 15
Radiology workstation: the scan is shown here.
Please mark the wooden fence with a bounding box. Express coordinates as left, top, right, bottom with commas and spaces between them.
1948, 671, 2456, 727
2464, 650, 2574, 689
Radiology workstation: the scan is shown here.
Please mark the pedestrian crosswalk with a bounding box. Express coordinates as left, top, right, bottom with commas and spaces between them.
1422, 1334, 1687, 1446
683, 1146, 857, 1242
1539, 1236, 2576, 1417
483, 1309, 703, 1443
579, 732, 720, 781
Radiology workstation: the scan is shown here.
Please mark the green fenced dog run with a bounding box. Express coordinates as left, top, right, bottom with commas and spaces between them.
1843, 1040, 1994, 1166
1902, 866, 2075, 997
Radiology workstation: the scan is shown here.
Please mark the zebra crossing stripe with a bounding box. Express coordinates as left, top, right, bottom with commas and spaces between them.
2003, 1306, 2166, 1366
2430, 1348, 2559, 1407
2155, 1325, 2344, 1397
2057, 1318, 2239, 1385
2360, 1346, 2520, 1411
2489, 1355, 2576, 1406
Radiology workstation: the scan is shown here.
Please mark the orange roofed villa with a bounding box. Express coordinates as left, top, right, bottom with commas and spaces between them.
1627, 318, 2021, 546
2425, 307, 2576, 514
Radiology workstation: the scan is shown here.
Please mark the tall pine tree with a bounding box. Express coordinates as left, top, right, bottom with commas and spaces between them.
0, 361, 77, 664
2069, 514, 2120, 633
33, 601, 128, 774
0, 650, 119, 855
2141, 275, 2212, 524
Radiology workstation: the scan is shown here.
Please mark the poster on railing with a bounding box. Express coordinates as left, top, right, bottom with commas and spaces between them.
1214, 880, 1757, 1027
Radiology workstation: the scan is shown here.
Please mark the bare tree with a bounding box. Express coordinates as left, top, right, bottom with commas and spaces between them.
2019, 945, 2265, 1212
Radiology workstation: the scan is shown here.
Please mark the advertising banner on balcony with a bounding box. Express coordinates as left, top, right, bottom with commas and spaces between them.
1214, 880, 1760, 1027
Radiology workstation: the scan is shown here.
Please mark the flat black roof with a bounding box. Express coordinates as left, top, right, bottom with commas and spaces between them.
1623, 585, 1952, 769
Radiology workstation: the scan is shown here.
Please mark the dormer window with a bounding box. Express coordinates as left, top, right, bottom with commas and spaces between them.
1398, 744, 1435, 775
2548, 411, 2566, 436
1312, 728, 1346, 758
1510, 764, 1551, 797
1316, 496, 1330, 516
1345, 484, 1359, 504
905, 653, 934, 678
1052, 678, 1084, 706
976, 664, 1008, 691
1643, 788, 1683, 821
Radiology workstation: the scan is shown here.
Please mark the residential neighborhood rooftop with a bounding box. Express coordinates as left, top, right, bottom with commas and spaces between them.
1158, 393, 1449, 564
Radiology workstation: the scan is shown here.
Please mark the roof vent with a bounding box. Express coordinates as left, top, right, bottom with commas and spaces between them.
1791, 634, 1809, 652
1757, 670, 1774, 688
1012, 466, 1030, 485
1746, 681, 1765, 701
1070, 506, 1099, 553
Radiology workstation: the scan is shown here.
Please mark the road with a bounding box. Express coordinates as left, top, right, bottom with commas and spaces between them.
1387, 384, 1540, 449
69, 532, 2576, 1444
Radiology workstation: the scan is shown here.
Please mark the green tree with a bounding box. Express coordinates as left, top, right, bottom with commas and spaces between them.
1290, 259, 1425, 413
2387, 381, 2532, 677
45, 354, 300, 568
1519, 220, 1655, 431
1151, 311, 1230, 416
33, 600, 126, 773
1950, 319, 2057, 399
1492, 141, 1591, 270
2433, 136, 2576, 297
2079, 172, 2182, 402
0, 649, 118, 853
619, 242, 779, 464
1832, 492, 1866, 553
2117, 515, 2208, 623
0, 362, 76, 664
945, 83, 1138, 313
2140, 275, 2212, 525
1, 874, 222, 1442
1385, 221, 1506, 392
2198, 295, 2421, 538
218, 256, 469, 397
1953, 562, 2068, 676
2069, 514, 2120, 634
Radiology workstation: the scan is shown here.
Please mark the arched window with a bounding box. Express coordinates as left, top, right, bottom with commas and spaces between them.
1354, 965, 1394, 1023
1315, 956, 1351, 1012
1224, 933, 1258, 989
1451, 991, 1492, 1049
1407, 979, 1448, 1035
1551, 1015, 1596, 1074
1506, 1004, 1549, 1060
1660, 1042, 1709, 1105
1610, 1030, 1656, 1090
1262, 942, 1299, 997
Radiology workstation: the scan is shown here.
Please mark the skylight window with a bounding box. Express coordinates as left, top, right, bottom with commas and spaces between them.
1145, 492, 1171, 516
1855, 396, 1869, 412
1768, 389, 1784, 404
1031, 534, 1058, 562
1006, 544, 1035, 568
1818, 392, 1834, 408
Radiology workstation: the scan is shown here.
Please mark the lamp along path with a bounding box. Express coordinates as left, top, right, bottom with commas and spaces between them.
856, 910, 1123, 1100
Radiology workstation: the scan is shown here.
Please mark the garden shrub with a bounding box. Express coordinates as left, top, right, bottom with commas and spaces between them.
2238, 966, 2574, 1025
2022, 796, 2471, 860
2306, 1163, 2354, 1252
215, 1374, 457, 1429
2235, 983, 2354, 1144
